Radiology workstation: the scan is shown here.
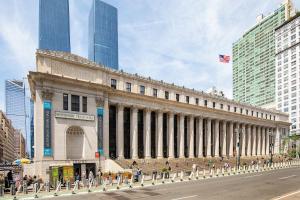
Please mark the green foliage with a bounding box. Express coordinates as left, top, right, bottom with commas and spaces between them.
289, 135, 300, 141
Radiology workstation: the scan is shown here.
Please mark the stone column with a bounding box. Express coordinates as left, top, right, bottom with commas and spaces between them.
214, 119, 220, 157
157, 111, 163, 159
168, 112, 175, 159
229, 121, 234, 157
144, 108, 151, 159
222, 121, 227, 157
257, 127, 261, 156
117, 104, 124, 159
198, 117, 203, 158
207, 118, 212, 157
189, 116, 194, 158
252, 126, 256, 156
103, 96, 109, 158
247, 125, 251, 156
266, 128, 270, 156
179, 114, 185, 158
131, 107, 138, 159
241, 124, 246, 157
274, 127, 280, 154
262, 128, 266, 156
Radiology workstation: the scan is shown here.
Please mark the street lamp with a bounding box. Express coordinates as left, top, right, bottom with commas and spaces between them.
269, 129, 274, 164
235, 127, 242, 169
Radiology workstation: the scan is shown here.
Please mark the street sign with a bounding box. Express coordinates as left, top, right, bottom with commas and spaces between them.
95, 152, 100, 158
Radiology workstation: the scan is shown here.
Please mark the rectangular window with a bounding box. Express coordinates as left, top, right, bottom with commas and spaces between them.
213, 102, 216, 108
140, 85, 145, 95
63, 93, 68, 110
227, 105, 230, 111
71, 95, 80, 112
220, 104, 223, 109
186, 96, 189, 104
176, 94, 180, 102
153, 88, 158, 97
165, 91, 169, 100
246, 110, 248, 115
111, 79, 117, 89
204, 100, 208, 107
240, 108, 243, 114
196, 98, 199, 105
126, 82, 131, 92
251, 111, 254, 116
234, 107, 237, 112
82, 96, 87, 113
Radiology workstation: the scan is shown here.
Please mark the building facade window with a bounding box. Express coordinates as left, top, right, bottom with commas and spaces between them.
126, 82, 131, 92
227, 105, 230, 111
140, 85, 145, 95
234, 107, 237, 112
165, 91, 169, 100
153, 88, 158, 97
111, 79, 117, 89
186, 96, 189, 104
71, 95, 80, 112
82, 96, 87, 112
63, 93, 68, 110
213, 102, 216, 108
195, 98, 199, 105
204, 100, 208, 107
176, 94, 180, 102
220, 104, 223, 109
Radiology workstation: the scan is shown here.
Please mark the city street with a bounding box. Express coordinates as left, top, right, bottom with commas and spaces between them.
44, 166, 300, 200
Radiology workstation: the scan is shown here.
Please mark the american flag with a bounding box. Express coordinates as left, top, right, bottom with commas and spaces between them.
219, 55, 230, 63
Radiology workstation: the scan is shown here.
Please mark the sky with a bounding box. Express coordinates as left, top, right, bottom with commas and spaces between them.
0, 0, 299, 111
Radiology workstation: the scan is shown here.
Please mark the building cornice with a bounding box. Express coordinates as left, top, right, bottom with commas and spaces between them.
35, 50, 287, 117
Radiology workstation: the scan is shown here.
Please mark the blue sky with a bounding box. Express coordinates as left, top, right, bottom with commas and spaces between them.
0, 0, 299, 111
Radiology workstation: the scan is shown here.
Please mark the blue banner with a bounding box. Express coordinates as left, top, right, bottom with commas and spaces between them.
97, 107, 104, 154
44, 101, 52, 156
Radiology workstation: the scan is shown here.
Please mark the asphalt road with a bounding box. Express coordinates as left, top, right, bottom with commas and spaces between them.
45, 167, 300, 200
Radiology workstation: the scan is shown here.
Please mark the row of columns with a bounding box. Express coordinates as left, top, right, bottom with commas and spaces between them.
103, 103, 276, 160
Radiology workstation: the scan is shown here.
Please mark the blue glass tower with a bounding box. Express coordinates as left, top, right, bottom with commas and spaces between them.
88, 0, 118, 70
39, 0, 71, 52
5, 80, 26, 137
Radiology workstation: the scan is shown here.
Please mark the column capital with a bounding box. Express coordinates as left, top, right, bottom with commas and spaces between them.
42, 89, 54, 101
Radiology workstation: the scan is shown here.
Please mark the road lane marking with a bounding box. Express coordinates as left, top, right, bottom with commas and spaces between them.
278, 175, 296, 180
171, 195, 198, 200
243, 174, 262, 178
272, 189, 300, 200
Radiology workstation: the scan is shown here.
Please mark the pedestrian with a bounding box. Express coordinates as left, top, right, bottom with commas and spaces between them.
88, 171, 94, 185
7, 170, 13, 187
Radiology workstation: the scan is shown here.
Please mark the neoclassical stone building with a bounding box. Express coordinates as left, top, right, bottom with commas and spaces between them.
28, 50, 290, 179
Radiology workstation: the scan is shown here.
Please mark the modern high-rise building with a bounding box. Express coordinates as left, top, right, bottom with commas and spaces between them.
39, 0, 71, 52
275, 13, 300, 135
88, 0, 118, 70
5, 80, 26, 136
233, 0, 295, 107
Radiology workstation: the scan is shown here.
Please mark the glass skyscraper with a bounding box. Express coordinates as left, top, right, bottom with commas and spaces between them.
39, 0, 71, 52
5, 80, 26, 136
88, 0, 118, 70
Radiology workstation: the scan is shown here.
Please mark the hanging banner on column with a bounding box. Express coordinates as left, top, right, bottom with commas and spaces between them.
44, 101, 52, 156
97, 107, 104, 155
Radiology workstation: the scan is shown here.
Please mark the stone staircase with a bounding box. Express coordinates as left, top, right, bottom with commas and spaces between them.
113, 156, 285, 175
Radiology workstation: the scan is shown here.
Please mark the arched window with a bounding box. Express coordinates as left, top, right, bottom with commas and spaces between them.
66, 126, 84, 159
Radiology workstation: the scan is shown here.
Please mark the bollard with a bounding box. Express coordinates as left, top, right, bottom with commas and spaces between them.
54, 182, 61, 196
162, 173, 166, 184
216, 169, 220, 177
129, 175, 133, 188
210, 169, 214, 178
141, 175, 144, 187
221, 168, 225, 176
88, 180, 92, 192
233, 167, 236, 175
152, 175, 155, 185
196, 170, 199, 179
34, 183, 39, 199
203, 169, 206, 178
102, 178, 107, 192
243, 165, 246, 173
180, 171, 184, 181
189, 172, 194, 181
117, 176, 121, 189
171, 173, 176, 183
23, 181, 28, 194
66, 181, 71, 191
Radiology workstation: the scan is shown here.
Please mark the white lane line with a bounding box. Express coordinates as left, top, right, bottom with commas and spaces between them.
171, 195, 198, 200
279, 175, 297, 180
272, 189, 300, 200
243, 174, 262, 178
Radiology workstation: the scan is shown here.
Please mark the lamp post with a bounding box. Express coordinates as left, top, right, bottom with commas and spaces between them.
235, 127, 241, 169
269, 129, 274, 164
